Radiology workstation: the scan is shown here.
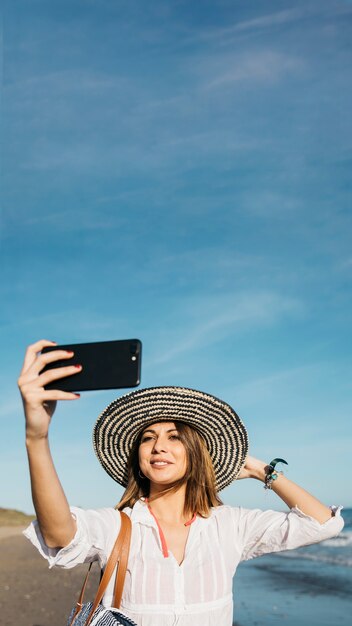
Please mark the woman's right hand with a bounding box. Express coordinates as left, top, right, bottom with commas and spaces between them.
19, 340, 80, 547
18, 339, 81, 440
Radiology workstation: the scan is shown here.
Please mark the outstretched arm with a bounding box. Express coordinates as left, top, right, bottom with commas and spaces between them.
18, 340, 81, 548
238, 455, 333, 524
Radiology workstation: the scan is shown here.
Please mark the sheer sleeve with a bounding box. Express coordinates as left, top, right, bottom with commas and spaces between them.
233, 505, 344, 562
23, 506, 121, 569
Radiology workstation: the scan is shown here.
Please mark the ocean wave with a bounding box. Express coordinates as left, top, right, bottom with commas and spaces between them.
323, 531, 352, 547
277, 547, 352, 568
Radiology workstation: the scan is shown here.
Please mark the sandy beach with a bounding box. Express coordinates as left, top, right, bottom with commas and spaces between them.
0, 528, 100, 626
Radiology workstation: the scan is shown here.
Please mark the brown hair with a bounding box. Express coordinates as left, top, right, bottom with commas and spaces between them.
116, 421, 222, 517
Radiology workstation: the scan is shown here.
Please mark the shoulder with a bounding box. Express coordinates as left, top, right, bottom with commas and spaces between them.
209, 504, 242, 519
206, 504, 244, 529
208, 504, 270, 531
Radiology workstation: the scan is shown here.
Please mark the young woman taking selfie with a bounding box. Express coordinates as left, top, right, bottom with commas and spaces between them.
19, 340, 344, 626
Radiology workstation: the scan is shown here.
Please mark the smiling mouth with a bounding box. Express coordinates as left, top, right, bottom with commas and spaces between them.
150, 461, 172, 467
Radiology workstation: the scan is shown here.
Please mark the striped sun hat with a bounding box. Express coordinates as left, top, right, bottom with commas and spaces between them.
93, 386, 248, 492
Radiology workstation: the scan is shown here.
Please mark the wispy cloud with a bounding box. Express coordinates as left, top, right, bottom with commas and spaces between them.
190, 8, 304, 45
229, 363, 320, 406
185, 3, 352, 48
0, 310, 128, 333
229, 9, 304, 33
21, 209, 125, 231
150, 291, 303, 365
200, 50, 305, 90
135, 248, 277, 292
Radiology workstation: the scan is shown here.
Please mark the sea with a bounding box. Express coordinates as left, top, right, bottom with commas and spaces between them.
233, 508, 352, 626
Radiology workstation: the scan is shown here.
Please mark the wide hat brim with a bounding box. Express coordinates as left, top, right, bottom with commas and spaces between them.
93, 386, 248, 491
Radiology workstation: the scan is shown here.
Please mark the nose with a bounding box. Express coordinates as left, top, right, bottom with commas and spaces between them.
152, 434, 168, 454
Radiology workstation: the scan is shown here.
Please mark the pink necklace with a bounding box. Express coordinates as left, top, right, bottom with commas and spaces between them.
146, 499, 197, 558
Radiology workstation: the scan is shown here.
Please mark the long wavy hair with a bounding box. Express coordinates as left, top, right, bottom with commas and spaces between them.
116, 421, 222, 517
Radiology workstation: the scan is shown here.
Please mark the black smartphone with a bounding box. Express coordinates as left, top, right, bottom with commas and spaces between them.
41, 339, 142, 392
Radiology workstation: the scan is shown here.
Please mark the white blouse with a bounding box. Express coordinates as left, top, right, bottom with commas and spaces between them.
24, 500, 344, 626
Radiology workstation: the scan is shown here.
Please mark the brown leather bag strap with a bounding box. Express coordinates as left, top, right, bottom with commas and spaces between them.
86, 512, 131, 624
113, 511, 132, 609
69, 511, 132, 626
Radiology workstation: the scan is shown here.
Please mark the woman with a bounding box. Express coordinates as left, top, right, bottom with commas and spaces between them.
20, 340, 344, 626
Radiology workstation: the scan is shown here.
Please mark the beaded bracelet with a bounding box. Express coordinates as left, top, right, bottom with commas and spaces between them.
264, 457, 288, 490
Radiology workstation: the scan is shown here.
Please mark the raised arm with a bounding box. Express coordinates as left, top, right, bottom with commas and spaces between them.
18, 340, 81, 548
238, 455, 333, 524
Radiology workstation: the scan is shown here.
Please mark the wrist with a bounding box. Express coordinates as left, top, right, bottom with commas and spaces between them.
263, 458, 288, 490
251, 462, 267, 482
26, 431, 49, 446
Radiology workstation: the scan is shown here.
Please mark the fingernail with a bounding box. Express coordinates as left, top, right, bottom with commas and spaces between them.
74, 393, 81, 398
66, 350, 74, 355
74, 364, 82, 369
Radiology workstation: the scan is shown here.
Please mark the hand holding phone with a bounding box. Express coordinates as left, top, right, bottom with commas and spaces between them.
41, 339, 142, 392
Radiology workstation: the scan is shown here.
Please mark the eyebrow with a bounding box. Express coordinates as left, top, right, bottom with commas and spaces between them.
141, 427, 179, 435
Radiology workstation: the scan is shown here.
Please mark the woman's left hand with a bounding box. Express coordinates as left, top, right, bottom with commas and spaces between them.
237, 455, 266, 481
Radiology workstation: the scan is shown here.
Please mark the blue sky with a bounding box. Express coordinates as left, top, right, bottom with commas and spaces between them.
1, 0, 351, 514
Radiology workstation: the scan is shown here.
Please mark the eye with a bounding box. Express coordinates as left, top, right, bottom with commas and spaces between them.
169, 434, 180, 440
141, 435, 153, 443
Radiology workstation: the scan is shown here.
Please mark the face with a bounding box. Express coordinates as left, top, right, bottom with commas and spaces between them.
138, 421, 187, 488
